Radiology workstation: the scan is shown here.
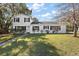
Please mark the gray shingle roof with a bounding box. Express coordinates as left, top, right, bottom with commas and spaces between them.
31, 21, 58, 24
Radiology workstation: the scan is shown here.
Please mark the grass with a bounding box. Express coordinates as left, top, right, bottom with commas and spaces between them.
0, 33, 79, 56
0, 33, 19, 43
0, 34, 15, 43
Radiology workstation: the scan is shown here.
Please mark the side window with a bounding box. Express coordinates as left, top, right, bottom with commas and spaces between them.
32, 26, 39, 31
24, 18, 30, 22
43, 26, 49, 29
14, 18, 20, 22
14, 18, 16, 22
16, 18, 19, 22
24, 18, 27, 22
28, 18, 30, 22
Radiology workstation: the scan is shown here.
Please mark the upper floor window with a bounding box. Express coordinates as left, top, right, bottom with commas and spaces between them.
14, 18, 20, 22
24, 18, 30, 22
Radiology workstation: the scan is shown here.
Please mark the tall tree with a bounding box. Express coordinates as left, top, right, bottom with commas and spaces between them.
72, 3, 78, 37
54, 3, 79, 37
0, 3, 32, 34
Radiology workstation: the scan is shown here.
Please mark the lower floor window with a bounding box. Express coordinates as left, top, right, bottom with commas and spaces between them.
50, 26, 61, 31
15, 26, 26, 31
32, 26, 39, 32
43, 26, 49, 29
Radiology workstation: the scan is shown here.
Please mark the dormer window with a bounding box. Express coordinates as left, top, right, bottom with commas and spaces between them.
24, 18, 30, 22
14, 18, 20, 22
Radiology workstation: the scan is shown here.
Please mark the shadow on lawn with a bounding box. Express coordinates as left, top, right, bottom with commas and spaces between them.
28, 41, 60, 56
0, 34, 60, 56
0, 40, 28, 56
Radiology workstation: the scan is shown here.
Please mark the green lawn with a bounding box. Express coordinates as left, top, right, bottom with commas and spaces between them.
0, 33, 79, 56
0, 34, 15, 43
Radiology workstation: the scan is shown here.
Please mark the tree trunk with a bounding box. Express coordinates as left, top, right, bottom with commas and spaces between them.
74, 24, 77, 37
72, 3, 78, 37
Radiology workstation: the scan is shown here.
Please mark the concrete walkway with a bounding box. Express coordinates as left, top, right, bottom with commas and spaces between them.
0, 34, 27, 46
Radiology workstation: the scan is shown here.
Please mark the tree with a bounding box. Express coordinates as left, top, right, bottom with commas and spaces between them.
72, 3, 78, 37
0, 3, 32, 34
54, 3, 79, 37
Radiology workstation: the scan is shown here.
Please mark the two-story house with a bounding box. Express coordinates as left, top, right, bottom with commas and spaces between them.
12, 14, 66, 34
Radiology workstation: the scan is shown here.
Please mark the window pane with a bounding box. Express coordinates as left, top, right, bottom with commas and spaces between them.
32, 26, 39, 31
15, 26, 26, 31
24, 18, 30, 22
50, 26, 61, 31
28, 18, 30, 22
14, 18, 20, 22
14, 18, 16, 22
24, 18, 26, 22
43, 26, 49, 29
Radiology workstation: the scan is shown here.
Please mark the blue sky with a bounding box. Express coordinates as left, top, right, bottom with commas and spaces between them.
26, 3, 63, 21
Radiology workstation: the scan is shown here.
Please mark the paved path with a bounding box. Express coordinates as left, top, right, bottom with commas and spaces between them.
0, 34, 27, 46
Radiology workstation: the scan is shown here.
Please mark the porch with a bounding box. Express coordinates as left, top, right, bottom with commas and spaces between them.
31, 25, 62, 34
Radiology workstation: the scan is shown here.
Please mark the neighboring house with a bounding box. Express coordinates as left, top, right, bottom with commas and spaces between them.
12, 14, 66, 34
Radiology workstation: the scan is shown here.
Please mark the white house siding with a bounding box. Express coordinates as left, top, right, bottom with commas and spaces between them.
30, 23, 66, 34
12, 14, 33, 33
58, 25, 66, 33
12, 14, 33, 26
78, 28, 79, 32
12, 14, 66, 34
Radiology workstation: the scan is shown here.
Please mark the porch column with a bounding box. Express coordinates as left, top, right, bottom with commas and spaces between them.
60, 25, 66, 33
30, 25, 33, 33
